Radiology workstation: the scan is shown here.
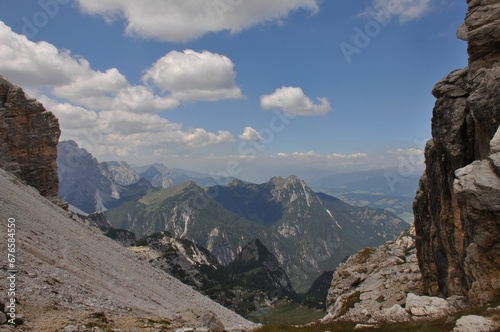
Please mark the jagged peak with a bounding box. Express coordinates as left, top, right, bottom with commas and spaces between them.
269, 175, 303, 187
228, 177, 246, 187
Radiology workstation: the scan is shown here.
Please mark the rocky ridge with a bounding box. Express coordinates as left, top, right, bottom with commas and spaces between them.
323, 228, 500, 330
413, 0, 500, 304
0, 75, 60, 199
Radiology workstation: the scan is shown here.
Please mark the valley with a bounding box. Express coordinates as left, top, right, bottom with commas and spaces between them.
58, 140, 409, 323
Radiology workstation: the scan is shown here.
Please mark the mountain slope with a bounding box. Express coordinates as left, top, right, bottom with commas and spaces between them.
106, 176, 407, 292
106, 181, 269, 265
0, 168, 256, 331
132, 233, 297, 317
227, 239, 295, 298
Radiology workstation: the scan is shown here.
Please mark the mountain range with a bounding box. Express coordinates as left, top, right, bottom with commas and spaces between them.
104, 175, 407, 292
57, 140, 407, 292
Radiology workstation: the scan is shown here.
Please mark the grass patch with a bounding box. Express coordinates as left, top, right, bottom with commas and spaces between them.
248, 300, 325, 325
350, 248, 376, 265
337, 291, 361, 318
253, 318, 456, 332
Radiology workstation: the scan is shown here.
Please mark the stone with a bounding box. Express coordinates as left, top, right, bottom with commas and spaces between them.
413, 0, 500, 305
457, 22, 468, 41
452, 315, 500, 332
405, 293, 454, 319
324, 242, 423, 323
199, 311, 224, 331
0, 75, 60, 198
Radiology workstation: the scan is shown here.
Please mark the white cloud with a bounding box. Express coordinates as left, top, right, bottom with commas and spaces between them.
0, 21, 89, 87
260, 86, 331, 117
0, 22, 235, 160
77, 0, 320, 42
143, 50, 243, 101
239, 127, 263, 141
387, 147, 424, 163
110, 86, 179, 113
0, 21, 180, 113
43, 94, 235, 157
276, 151, 368, 160
363, 0, 431, 23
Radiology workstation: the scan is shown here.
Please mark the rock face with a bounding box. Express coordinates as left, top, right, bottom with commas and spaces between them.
413, 0, 500, 304
324, 242, 425, 324
58, 140, 121, 214
0, 76, 60, 198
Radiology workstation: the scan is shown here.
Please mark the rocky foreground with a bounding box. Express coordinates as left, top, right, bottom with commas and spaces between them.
0, 168, 256, 331
414, 0, 500, 304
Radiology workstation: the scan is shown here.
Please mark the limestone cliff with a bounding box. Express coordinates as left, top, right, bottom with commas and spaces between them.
414, 0, 500, 304
0, 76, 60, 198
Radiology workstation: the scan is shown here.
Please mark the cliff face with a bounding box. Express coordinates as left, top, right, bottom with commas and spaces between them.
413, 0, 500, 304
0, 76, 60, 198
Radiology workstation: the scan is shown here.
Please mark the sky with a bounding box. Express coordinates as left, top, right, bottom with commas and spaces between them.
0, 0, 468, 182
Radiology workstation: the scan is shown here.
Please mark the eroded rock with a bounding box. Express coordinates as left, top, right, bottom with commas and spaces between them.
0, 76, 60, 198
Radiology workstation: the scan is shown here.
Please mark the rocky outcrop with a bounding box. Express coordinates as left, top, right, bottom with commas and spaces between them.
323, 242, 425, 324
0, 75, 60, 198
413, 0, 500, 304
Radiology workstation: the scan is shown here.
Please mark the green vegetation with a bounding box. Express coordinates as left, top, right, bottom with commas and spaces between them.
350, 248, 376, 265
253, 319, 457, 332
247, 300, 325, 325
337, 291, 361, 318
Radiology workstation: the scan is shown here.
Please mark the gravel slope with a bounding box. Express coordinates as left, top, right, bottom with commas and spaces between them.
0, 168, 256, 331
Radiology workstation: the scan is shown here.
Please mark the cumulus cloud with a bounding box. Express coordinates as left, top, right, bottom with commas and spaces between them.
362, 0, 431, 23
239, 127, 263, 141
77, 0, 320, 42
0, 21, 235, 160
260, 86, 331, 117
43, 94, 235, 157
143, 50, 243, 101
0, 21, 89, 87
0, 21, 181, 113
387, 147, 424, 163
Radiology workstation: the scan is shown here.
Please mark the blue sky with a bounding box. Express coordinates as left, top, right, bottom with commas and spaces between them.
0, 0, 468, 182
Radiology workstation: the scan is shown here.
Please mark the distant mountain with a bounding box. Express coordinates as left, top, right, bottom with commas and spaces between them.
57, 141, 232, 214
303, 271, 334, 309
136, 163, 234, 189
227, 239, 295, 298
105, 175, 407, 292
101, 160, 141, 186
57, 140, 122, 214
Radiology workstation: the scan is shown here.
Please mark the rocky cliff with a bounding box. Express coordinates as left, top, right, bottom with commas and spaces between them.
413, 0, 500, 304
0, 76, 60, 198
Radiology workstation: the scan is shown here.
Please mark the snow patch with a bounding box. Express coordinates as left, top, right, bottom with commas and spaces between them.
326, 209, 342, 229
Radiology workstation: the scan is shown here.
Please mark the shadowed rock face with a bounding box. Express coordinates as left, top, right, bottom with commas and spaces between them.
413, 0, 500, 304
0, 76, 61, 198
